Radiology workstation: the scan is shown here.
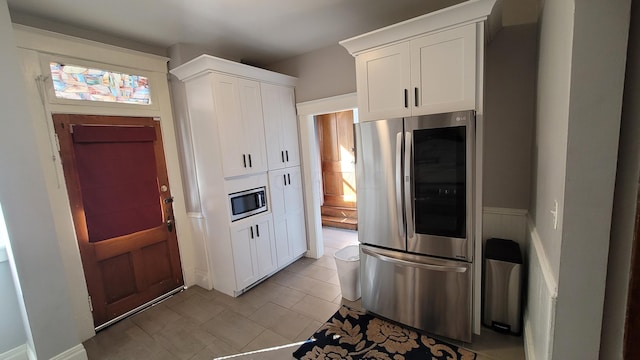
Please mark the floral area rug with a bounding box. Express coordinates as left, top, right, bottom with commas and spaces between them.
293, 306, 476, 360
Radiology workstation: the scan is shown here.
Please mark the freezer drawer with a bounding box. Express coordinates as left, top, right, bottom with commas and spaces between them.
360, 245, 472, 342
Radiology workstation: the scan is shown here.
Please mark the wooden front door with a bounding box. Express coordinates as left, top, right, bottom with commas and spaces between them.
317, 110, 357, 208
53, 114, 184, 329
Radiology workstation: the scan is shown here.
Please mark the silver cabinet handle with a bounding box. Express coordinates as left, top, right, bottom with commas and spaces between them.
362, 247, 467, 273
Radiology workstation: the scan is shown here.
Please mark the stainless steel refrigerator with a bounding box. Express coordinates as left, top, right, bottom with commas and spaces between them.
355, 110, 475, 342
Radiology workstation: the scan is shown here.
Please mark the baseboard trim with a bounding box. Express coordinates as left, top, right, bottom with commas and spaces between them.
0, 344, 28, 360
50, 344, 87, 360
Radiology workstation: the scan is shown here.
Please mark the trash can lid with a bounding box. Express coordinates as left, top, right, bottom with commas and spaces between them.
485, 238, 522, 264
334, 245, 360, 261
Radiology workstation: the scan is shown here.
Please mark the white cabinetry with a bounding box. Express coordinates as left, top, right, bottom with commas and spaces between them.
354, 23, 476, 122
269, 167, 306, 267
261, 83, 300, 170
171, 55, 306, 297
230, 214, 277, 290
209, 73, 267, 177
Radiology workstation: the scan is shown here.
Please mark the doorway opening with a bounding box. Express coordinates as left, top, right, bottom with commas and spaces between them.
315, 110, 357, 231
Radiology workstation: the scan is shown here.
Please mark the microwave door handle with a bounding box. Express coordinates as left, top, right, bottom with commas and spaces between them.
395, 132, 404, 238
404, 131, 414, 240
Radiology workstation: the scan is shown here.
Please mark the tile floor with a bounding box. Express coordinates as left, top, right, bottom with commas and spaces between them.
83, 227, 525, 360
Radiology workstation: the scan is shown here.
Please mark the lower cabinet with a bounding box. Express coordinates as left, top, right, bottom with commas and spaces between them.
230, 213, 277, 290
269, 167, 307, 267
273, 209, 306, 268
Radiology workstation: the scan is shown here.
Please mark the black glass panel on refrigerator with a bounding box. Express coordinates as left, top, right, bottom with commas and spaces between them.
413, 126, 466, 238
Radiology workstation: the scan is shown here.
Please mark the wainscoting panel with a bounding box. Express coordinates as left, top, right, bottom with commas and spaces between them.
482, 207, 528, 252
524, 220, 557, 360
188, 213, 213, 290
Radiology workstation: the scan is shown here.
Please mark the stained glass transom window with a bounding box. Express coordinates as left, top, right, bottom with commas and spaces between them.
49, 62, 152, 105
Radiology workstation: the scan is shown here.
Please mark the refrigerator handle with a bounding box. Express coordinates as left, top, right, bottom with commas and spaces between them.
362, 247, 468, 273
404, 131, 414, 240
395, 132, 404, 238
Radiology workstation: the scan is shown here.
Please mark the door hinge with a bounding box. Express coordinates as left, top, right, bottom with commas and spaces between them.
88, 296, 93, 312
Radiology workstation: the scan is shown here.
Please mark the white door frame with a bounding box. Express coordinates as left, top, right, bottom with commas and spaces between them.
296, 93, 358, 259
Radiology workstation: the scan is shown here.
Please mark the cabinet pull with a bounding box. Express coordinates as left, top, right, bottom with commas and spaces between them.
243, 154, 247, 168
404, 89, 408, 108
287, 173, 291, 185
285, 150, 289, 162
281, 150, 285, 163
283, 174, 287, 186
250, 226, 254, 239
414, 87, 419, 107
248, 154, 252, 167
256, 224, 260, 237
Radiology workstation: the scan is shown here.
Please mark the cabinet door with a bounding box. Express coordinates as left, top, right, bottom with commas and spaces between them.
273, 209, 307, 267
269, 167, 304, 218
253, 216, 277, 277
269, 167, 306, 267
211, 73, 247, 178
230, 222, 259, 290
356, 42, 411, 122
261, 83, 300, 170
214, 74, 267, 178
239, 79, 268, 174
410, 23, 477, 115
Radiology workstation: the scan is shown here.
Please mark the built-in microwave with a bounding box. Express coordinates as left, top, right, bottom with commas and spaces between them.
229, 187, 267, 222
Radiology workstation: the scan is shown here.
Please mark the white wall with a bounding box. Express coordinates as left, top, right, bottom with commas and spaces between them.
528, 0, 631, 359
0, 1, 84, 358
266, 44, 356, 102
0, 260, 26, 353
483, 23, 537, 209
599, 1, 640, 358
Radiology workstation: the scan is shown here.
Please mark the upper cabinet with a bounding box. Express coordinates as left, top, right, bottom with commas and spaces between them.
342, 0, 500, 122
261, 83, 300, 170
211, 73, 268, 177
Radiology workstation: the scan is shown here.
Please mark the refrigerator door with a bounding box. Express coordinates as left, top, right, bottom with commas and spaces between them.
355, 119, 406, 251
404, 111, 474, 261
360, 244, 472, 342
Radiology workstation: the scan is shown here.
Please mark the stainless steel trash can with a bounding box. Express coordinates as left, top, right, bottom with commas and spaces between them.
483, 238, 522, 334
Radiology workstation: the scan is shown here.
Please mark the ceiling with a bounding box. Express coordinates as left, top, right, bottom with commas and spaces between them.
7, 0, 467, 66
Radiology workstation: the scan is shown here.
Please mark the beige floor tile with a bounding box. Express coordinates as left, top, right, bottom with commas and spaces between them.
241, 329, 292, 352
293, 320, 323, 342
202, 309, 265, 350
291, 294, 340, 323
250, 280, 307, 309
167, 292, 226, 323
129, 303, 182, 335
220, 342, 300, 360
249, 302, 316, 341
190, 336, 240, 359
212, 291, 267, 317
272, 271, 340, 301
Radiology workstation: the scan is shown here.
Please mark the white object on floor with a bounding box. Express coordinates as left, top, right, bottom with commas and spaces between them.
334, 245, 361, 301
